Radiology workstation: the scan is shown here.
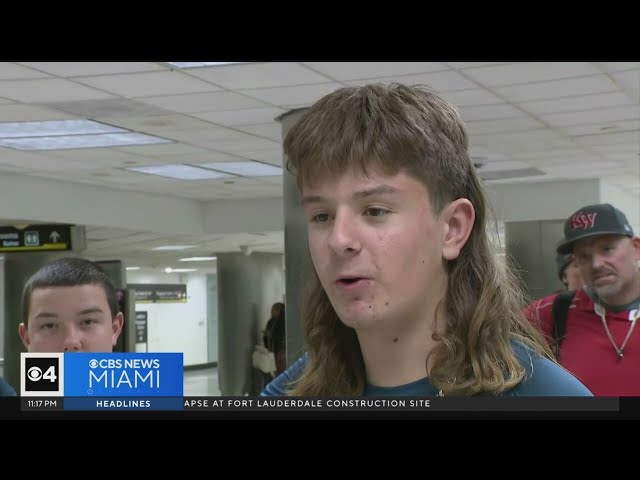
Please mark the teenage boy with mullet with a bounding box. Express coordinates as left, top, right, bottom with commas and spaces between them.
263, 83, 591, 397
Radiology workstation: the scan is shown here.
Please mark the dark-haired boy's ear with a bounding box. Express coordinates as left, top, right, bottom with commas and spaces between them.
111, 312, 124, 348
18, 323, 30, 350
441, 198, 475, 261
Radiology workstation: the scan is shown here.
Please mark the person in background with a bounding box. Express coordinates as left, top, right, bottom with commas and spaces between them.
263, 302, 286, 375
526, 203, 640, 396
262, 83, 591, 397
19, 257, 124, 353
556, 253, 583, 291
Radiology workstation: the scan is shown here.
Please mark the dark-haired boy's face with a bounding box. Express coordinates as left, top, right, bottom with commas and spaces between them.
19, 285, 123, 353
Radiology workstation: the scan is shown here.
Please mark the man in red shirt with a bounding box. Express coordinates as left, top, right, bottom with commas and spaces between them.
526, 203, 640, 396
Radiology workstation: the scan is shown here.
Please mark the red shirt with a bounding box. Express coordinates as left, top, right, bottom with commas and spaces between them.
526, 288, 640, 396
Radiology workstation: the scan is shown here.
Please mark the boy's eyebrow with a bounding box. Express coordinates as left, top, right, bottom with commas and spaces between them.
302, 185, 400, 206
301, 194, 326, 206
352, 184, 400, 199
34, 312, 58, 320
77, 307, 104, 316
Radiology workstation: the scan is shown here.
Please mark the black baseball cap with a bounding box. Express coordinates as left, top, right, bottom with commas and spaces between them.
557, 203, 635, 254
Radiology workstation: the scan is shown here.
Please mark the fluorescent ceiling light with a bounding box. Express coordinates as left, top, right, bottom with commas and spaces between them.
166, 62, 247, 69
126, 266, 140, 271
0, 119, 126, 138
180, 256, 217, 262
199, 161, 283, 177
128, 164, 233, 180
165, 267, 197, 273
0, 132, 172, 151
152, 245, 194, 251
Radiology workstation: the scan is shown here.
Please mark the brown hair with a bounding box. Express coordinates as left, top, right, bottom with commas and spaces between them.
283, 83, 553, 396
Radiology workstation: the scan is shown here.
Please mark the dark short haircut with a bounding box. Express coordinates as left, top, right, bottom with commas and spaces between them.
22, 257, 118, 327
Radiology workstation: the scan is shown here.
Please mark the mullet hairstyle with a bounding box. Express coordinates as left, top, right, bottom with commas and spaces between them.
283, 83, 552, 396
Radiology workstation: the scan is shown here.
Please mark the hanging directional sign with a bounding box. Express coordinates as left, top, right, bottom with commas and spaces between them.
129, 284, 188, 303
0, 224, 73, 253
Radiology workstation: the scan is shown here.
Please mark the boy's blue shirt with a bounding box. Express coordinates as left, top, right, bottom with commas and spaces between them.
261, 341, 593, 397
0, 377, 17, 397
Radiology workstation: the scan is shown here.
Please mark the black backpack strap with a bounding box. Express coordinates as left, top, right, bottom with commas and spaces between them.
551, 290, 576, 357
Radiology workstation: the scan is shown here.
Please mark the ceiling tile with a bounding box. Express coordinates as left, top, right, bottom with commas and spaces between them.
303, 62, 447, 80
233, 123, 282, 140
494, 75, 618, 102
38, 98, 171, 118
19, 62, 167, 77
610, 70, 639, 91
188, 62, 332, 89
74, 71, 221, 97
200, 136, 279, 153
466, 117, 545, 135
519, 92, 634, 115
473, 129, 562, 146
191, 106, 284, 126
240, 83, 342, 106
561, 119, 640, 136
462, 62, 599, 87
44, 147, 146, 163
440, 88, 505, 107
139, 91, 267, 113
459, 104, 525, 121
0, 104, 76, 121
595, 62, 640, 72
589, 144, 639, 154
539, 105, 640, 128
178, 151, 246, 164
572, 130, 640, 146
114, 143, 212, 156
97, 113, 217, 134
229, 148, 283, 165
160, 126, 250, 144
0, 63, 51, 80
447, 62, 512, 69
0, 79, 116, 103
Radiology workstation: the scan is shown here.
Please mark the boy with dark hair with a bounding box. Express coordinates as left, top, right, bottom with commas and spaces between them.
19, 257, 124, 353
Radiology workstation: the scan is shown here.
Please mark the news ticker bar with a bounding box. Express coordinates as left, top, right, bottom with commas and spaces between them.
21, 396, 619, 412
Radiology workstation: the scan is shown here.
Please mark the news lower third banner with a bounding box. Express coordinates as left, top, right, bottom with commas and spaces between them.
20, 395, 619, 412
20, 352, 183, 411
17, 353, 619, 412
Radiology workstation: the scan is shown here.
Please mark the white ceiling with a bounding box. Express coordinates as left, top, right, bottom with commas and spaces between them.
0, 62, 637, 271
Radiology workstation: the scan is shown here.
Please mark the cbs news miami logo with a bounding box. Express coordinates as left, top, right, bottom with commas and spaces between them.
20, 352, 183, 398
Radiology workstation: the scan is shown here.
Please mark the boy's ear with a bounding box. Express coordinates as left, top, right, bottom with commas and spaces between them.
441, 198, 475, 261
18, 323, 30, 350
112, 312, 124, 347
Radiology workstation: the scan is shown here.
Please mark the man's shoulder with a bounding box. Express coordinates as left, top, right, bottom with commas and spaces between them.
527, 292, 561, 313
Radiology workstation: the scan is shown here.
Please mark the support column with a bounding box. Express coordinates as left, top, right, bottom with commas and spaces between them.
216, 252, 284, 395
277, 108, 315, 367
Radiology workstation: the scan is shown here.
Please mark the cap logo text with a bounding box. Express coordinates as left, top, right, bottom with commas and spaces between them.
571, 212, 597, 230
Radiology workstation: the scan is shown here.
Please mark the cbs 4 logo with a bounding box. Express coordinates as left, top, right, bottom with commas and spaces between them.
27, 365, 57, 383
